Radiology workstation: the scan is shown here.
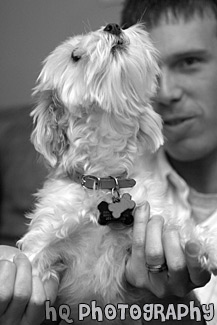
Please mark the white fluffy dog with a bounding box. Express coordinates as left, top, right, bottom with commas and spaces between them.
18, 22, 163, 322
18, 23, 216, 324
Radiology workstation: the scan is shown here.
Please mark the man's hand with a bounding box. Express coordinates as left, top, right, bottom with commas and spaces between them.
0, 246, 59, 325
125, 202, 211, 297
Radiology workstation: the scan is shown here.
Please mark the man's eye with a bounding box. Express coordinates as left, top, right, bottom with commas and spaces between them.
184, 57, 198, 65
179, 57, 201, 69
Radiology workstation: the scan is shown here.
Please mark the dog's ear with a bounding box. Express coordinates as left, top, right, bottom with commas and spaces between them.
138, 104, 164, 153
31, 90, 69, 167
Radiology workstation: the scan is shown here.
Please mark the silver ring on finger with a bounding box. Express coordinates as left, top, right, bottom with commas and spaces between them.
145, 262, 168, 273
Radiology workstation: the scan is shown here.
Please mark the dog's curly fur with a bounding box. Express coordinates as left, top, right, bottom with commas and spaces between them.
18, 23, 217, 324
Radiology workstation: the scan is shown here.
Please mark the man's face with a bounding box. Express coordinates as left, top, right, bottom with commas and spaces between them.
149, 13, 217, 161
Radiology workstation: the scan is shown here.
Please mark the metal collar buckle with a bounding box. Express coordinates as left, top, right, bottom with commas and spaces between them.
81, 175, 101, 190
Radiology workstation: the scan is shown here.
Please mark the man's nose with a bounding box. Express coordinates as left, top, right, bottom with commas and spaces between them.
156, 69, 182, 106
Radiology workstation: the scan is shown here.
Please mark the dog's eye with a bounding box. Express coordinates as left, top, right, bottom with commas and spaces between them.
71, 51, 81, 62
117, 39, 123, 46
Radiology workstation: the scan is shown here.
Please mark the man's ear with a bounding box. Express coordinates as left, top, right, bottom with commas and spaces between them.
31, 90, 69, 167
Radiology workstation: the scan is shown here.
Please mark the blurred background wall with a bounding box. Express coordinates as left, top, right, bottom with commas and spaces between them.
0, 0, 123, 109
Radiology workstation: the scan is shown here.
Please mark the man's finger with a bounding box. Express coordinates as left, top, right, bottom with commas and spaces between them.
145, 215, 168, 296
185, 241, 211, 287
5, 253, 32, 321
0, 245, 20, 262
163, 228, 189, 297
0, 260, 16, 314
22, 276, 49, 325
125, 202, 150, 287
145, 215, 165, 266
131, 202, 150, 259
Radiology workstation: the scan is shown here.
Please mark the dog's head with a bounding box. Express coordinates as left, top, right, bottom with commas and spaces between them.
32, 23, 163, 176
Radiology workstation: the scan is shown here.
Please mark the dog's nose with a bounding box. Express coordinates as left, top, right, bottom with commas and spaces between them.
104, 23, 121, 36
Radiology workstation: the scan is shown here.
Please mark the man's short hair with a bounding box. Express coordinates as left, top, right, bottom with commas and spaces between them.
121, 0, 217, 29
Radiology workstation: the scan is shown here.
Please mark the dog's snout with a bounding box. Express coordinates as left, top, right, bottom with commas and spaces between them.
104, 23, 121, 36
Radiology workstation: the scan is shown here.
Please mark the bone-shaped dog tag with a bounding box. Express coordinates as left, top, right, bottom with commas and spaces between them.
97, 193, 135, 226
108, 193, 135, 218
98, 201, 114, 225
119, 208, 134, 226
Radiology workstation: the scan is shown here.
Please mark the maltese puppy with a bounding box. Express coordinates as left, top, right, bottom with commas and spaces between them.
18, 23, 216, 324
18, 22, 163, 323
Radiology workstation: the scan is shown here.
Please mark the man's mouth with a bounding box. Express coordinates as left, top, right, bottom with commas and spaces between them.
164, 116, 195, 126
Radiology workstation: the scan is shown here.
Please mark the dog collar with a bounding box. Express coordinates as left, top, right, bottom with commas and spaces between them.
68, 170, 136, 190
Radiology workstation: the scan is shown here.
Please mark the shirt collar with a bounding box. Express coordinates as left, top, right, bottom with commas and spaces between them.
155, 148, 190, 194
